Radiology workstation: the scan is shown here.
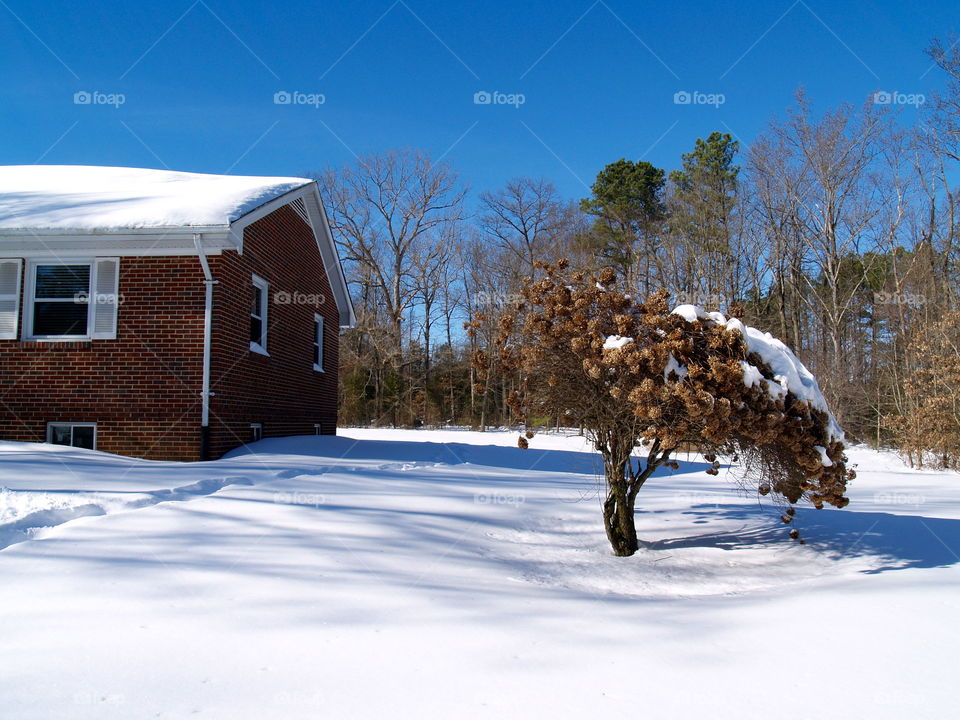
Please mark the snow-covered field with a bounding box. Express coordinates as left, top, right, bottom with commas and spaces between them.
1, 428, 957, 719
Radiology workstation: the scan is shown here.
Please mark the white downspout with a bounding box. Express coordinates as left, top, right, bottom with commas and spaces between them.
194, 234, 218, 458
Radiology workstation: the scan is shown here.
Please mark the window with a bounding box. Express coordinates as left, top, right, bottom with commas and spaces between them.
24, 259, 119, 341
249, 423, 263, 442
314, 423, 323, 435
0, 259, 22, 340
47, 422, 97, 450
313, 313, 324, 371
34, 264, 90, 337
250, 274, 268, 354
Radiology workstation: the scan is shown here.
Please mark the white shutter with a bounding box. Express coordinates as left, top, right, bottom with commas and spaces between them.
0, 259, 22, 340
91, 258, 119, 339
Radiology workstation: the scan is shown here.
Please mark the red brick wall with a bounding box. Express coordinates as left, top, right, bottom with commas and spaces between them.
0, 204, 341, 461
207, 205, 340, 458
0, 256, 206, 460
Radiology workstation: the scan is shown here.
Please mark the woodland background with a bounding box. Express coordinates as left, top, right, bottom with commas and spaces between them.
318, 37, 960, 469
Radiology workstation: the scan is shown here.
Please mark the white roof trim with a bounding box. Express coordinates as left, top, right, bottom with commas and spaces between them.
303, 184, 356, 328
0, 167, 355, 327
228, 182, 355, 328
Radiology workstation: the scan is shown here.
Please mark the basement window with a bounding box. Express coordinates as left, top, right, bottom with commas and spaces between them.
250, 274, 269, 355
250, 423, 263, 442
47, 422, 97, 450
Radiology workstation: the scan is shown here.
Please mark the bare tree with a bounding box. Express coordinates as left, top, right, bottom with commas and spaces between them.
319, 149, 466, 353
479, 177, 579, 281
319, 149, 466, 424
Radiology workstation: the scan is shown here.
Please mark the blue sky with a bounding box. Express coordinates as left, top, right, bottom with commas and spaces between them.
1, 0, 954, 203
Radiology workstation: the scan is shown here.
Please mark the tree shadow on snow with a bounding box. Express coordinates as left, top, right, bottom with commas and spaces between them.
647, 503, 960, 573
227, 434, 712, 480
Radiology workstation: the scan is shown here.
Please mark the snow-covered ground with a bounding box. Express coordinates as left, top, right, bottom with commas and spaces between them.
1, 429, 957, 719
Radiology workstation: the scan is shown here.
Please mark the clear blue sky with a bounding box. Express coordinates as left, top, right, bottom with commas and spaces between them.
1, 0, 954, 202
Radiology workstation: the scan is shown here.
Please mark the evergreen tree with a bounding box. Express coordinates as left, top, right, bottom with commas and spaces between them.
580, 159, 665, 292
666, 132, 740, 298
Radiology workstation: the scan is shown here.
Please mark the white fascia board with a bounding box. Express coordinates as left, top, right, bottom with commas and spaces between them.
0, 225, 228, 237
303, 184, 356, 328
0, 231, 231, 257
229, 182, 356, 328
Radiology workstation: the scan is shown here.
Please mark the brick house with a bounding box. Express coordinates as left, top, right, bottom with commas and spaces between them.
0, 165, 355, 460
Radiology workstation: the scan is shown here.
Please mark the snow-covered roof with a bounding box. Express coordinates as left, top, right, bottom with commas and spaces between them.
0, 165, 312, 232
0, 165, 356, 328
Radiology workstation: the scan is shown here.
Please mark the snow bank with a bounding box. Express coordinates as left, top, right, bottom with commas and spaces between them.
0, 165, 312, 231
0, 430, 957, 720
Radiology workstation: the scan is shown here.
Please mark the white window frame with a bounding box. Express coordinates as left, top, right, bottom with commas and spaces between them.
313, 313, 325, 372
24, 259, 93, 341
314, 423, 323, 435
22, 258, 119, 341
0, 258, 22, 340
249, 423, 263, 442
250, 274, 269, 355
46, 422, 97, 450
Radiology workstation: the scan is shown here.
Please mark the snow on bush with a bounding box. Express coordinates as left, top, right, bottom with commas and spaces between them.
473, 261, 854, 556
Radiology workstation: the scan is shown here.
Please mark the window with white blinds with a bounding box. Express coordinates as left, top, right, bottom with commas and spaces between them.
0, 259, 22, 340
24, 258, 119, 340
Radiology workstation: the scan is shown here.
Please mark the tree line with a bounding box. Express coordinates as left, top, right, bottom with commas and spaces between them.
317, 37, 960, 469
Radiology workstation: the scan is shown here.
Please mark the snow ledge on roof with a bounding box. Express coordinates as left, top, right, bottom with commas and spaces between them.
0, 165, 313, 232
